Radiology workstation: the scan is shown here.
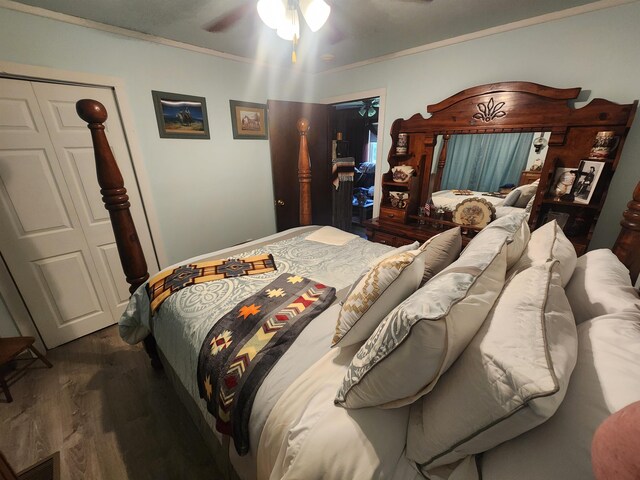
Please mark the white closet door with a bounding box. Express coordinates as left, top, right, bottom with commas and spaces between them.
32, 82, 157, 324
0, 78, 157, 348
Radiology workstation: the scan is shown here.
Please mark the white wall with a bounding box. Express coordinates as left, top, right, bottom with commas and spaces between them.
316, 2, 640, 250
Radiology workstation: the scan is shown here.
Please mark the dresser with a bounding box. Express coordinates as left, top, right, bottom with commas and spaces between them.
519, 170, 541, 186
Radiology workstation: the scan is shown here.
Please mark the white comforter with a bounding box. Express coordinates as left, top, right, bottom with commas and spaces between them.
257, 345, 421, 480
431, 190, 506, 211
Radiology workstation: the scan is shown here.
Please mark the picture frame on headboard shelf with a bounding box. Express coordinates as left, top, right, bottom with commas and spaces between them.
151, 91, 210, 139
572, 160, 605, 205
229, 100, 269, 140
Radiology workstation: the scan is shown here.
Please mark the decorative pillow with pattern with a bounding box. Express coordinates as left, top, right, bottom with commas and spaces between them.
331, 249, 425, 348
335, 228, 508, 409
407, 261, 578, 472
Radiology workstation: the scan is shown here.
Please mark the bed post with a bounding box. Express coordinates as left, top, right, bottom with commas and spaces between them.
297, 118, 312, 226
613, 180, 640, 285
76, 99, 161, 369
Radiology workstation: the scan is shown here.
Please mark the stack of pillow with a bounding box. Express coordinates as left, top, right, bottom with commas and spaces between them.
330, 212, 640, 479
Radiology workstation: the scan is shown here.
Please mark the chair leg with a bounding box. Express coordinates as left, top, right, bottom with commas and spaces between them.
0, 376, 12, 403
28, 345, 52, 368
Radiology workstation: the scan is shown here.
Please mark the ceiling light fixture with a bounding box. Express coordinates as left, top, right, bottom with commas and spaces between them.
257, 0, 331, 63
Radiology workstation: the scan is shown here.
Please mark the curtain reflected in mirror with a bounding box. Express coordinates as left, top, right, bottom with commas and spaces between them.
441, 132, 536, 191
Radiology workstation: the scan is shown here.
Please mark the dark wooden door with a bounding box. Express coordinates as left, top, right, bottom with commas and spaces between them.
267, 100, 331, 231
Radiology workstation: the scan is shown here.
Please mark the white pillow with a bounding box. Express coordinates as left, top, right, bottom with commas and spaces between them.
335, 233, 508, 409
482, 312, 640, 480
510, 220, 576, 286
464, 212, 530, 269
565, 249, 640, 324
332, 249, 425, 347
514, 181, 539, 208
407, 261, 578, 471
502, 188, 521, 207
419, 227, 462, 285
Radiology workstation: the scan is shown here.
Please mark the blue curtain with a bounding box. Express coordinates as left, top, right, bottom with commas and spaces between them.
441, 132, 534, 191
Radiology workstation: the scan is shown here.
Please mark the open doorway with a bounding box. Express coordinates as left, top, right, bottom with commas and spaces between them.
329, 96, 379, 236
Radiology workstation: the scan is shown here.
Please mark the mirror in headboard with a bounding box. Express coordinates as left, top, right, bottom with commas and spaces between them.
378, 81, 637, 254
433, 131, 549, 187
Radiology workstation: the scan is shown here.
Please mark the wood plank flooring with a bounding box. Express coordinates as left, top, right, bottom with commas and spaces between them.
0, 326, 222, 479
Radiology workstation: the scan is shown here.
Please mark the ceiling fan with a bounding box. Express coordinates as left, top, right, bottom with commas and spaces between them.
359, 98, 380, 118
203, 0, 339, 63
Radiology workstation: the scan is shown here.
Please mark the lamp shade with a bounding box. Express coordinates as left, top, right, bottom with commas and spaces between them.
300, 0, 331, 32
257, 0, 286, 29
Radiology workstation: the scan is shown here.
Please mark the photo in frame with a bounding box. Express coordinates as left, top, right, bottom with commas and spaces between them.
152, 91, 210, 139
229, 100, 268, 139
573, 160, 605, 204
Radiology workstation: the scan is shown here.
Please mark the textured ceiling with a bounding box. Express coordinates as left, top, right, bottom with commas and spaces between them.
9, 0, 605, 72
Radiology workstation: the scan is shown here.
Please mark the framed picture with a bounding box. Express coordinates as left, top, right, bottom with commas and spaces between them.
229, 100, 268, 139
151, 91, 210, 139
573, 160, 605, 204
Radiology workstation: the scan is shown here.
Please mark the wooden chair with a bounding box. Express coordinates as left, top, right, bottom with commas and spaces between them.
0, 450, 60, 480
0, 337, 52, 403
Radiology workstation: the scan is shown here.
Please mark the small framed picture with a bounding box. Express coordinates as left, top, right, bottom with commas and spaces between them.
152, 91, 210, 139
573, 160, 605, 204
229, 100, 268, 140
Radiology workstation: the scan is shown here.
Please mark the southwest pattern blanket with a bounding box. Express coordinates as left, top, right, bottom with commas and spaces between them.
197, 273, 336, 455
147, 254, 276, 315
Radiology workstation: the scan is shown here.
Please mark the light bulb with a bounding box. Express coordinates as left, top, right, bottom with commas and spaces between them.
257, 0, 286, 29
300, 0, 331, 32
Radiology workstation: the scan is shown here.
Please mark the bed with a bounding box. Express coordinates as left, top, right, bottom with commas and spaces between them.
76, 95, 640, 479
430, 187, 535, 220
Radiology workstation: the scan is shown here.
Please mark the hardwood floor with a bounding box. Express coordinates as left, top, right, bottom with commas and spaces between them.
0, 326, 221, 479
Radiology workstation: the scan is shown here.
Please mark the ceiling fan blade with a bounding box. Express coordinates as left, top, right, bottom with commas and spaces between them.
203, 2, 254, 33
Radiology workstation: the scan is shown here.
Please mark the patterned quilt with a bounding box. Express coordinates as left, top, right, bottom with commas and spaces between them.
147, 254, 276, 315
196, 273, 336, 455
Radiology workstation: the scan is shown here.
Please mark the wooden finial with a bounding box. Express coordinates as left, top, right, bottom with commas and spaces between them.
76, 99, 108, 124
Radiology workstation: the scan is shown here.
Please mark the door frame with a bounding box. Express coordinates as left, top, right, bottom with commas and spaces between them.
0, 61, 164, 347
321, 88, 387, 218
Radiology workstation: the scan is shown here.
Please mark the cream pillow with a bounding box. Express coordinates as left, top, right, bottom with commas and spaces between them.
510, 220, 576, 286
331, 249, 425, 347
565, 249, 640, 324
502, 188, 521, 207
464, 212, 530, 269
419, 227, 462, 285
514, 180, 539, 208
407, 261, 578, 472
335, 233, 508, 409
482, 312, 640, 480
